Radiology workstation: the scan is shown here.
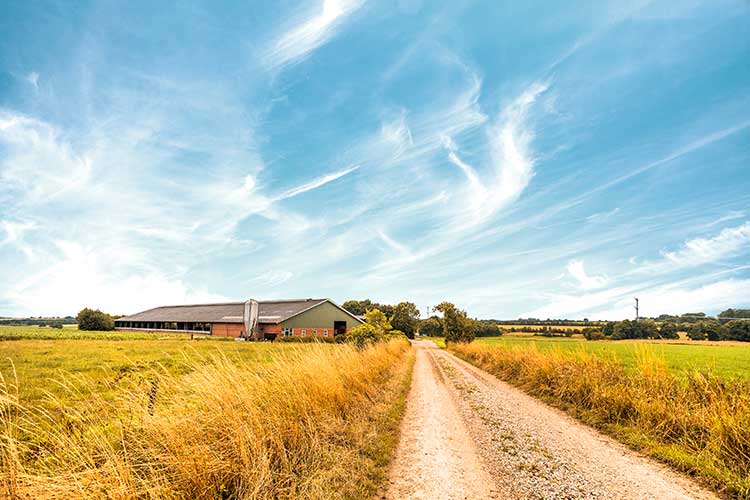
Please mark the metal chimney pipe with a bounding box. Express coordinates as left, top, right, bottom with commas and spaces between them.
244, 299, 259, 340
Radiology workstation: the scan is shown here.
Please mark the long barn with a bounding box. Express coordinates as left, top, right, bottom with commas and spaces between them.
114, 298, 363, 340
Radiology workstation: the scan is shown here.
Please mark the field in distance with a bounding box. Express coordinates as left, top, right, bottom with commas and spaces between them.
473, 334, 750, 379
0, 325, 299, 405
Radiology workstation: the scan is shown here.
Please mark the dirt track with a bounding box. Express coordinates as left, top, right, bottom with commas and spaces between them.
384, 340, 719, 500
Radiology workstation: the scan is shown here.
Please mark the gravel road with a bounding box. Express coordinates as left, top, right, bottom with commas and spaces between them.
384, 340, 719, 500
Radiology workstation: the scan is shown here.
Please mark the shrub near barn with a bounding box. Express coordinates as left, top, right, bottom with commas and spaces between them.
76, 308, 115, 331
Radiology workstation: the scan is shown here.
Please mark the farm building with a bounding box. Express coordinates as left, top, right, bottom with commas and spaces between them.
114, 298, 363, 340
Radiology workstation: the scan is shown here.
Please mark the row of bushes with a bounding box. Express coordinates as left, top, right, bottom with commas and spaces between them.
451, 342, 750, 498
586, 319, 750, 342
684, 320, 750, 341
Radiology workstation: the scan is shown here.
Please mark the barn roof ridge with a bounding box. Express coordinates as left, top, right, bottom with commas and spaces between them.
115, 298, 341, 325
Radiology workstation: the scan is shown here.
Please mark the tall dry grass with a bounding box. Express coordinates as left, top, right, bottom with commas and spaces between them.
451, 342, 750, 499
1, 339, 413, 500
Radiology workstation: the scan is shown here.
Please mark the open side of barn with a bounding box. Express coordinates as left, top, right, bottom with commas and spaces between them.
114, 298, 363, 340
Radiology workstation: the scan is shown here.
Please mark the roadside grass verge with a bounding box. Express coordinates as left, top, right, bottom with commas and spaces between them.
1, 339, 413, 499
451, 342, 750, 499
419, 337, 446, 349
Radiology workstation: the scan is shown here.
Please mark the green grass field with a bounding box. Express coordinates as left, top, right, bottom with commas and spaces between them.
423, 334, 750, 378
0, 326, 322, 406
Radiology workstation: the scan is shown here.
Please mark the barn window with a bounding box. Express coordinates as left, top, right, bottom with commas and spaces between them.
301, 329, 307, 337
323, 329, 329, 336
283, 328, 292, 337
312, 329, 317, 336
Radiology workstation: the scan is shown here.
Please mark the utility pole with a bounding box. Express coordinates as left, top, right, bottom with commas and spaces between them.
634, 297, 639, 321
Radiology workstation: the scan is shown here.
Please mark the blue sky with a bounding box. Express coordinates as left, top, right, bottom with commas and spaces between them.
1, 0, 749, 319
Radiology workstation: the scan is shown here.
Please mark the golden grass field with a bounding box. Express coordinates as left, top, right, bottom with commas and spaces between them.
1, 327, 413, 499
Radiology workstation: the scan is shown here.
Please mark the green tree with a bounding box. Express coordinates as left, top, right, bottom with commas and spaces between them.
363, 309, 391, 333
638, 319, 659, 339
612, 320, 636, 340
681, 312, 706, 324
76, 308, 114, 331
346, 323, 381, 348
584, 327, 605, 340
724, 320, 750, 341
418, 317, 443, 337
435, 302, 475, 344
342, 299, 395, 317
390, 302, 420, 339
659, 322, 680, 340
686, 323, 706, 341
718, 309, 750, 322
346, 308, 396, 348
342, 299, 373, 316
602, 322, 615, 337
474, 320, 500, 337
687, 321, 726, 341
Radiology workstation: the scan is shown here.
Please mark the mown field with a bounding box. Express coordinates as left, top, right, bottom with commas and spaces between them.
450, 335, 750, 499
1, 326, 414, 499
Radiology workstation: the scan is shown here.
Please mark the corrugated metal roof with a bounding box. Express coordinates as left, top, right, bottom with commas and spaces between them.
115, 299, 329, 324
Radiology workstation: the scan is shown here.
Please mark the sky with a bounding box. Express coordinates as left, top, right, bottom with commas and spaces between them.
1, 0, 749, 320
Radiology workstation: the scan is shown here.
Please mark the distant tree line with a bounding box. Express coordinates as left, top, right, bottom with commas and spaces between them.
587, 314, 750, 342
491, 318, 605, 327
653, 309, 750, 324
344, 299, 487, 344
0, 316, 76, 327
501, 326, 600, 337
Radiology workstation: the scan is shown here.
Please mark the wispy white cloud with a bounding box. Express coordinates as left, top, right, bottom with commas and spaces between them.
263, 0, 364, 72
443, 135, 485, 200
376, 228, 411, 256
566, 259, 608, 290
26, 72, 39, 90
659, 222, 750, 268
0, 110, 93, 202
275, 164, 359, 200
579, 120, 750, 203
489, 82, 548, 208
0, 220, 36, 259
439, 80, 549, 227
248, 270, 295, 287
